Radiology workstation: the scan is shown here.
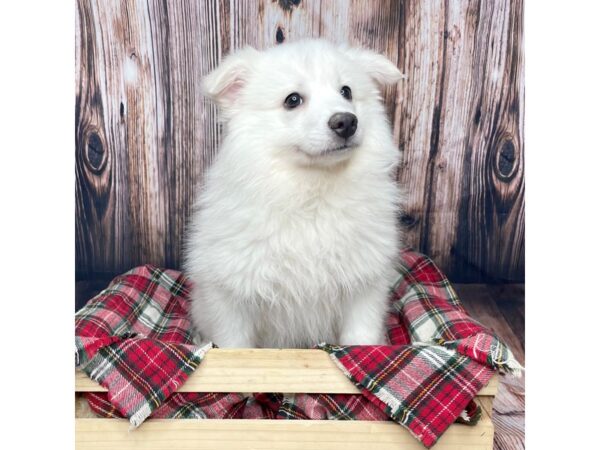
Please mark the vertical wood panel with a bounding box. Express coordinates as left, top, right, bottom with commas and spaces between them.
76, 0, 128, 278
76, 0, 224, 277
76, 0, 524, 283
395, 0, 524, 281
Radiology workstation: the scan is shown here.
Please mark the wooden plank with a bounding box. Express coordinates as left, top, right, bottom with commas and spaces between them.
76, 0, 223, 279
76, 348, 497, 395
478, 376, 525, 450
478, 396, 494, 420
256, 0, 321, 48
395, 0, 524, 282
76, 0, 524, 284
492, 375, 525, 450
75, 400, 493, 450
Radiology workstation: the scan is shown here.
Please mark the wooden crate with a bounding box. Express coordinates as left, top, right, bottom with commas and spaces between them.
75, 349, 497, 449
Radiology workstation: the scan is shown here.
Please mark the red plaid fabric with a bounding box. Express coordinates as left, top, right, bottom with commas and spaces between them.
76, 250, 521, 448
75, 265, 211, 426
386, 250, 521, 373
318, 345, 492, 446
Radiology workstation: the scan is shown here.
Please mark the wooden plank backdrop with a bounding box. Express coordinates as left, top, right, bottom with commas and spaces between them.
76, 0, 524, 283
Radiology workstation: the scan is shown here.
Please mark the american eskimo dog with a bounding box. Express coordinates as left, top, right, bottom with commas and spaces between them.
184, 39, 404, 348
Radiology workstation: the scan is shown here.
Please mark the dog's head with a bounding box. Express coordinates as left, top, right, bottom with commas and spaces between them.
203, 39, 404, 168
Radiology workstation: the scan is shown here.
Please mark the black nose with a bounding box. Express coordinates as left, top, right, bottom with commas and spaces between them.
328, 112, 358, 139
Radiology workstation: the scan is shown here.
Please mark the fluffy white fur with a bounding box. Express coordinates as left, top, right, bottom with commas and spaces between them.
184, 39, 405, 348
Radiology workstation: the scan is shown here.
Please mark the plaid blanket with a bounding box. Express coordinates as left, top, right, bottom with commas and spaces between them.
75, 249, 521, 448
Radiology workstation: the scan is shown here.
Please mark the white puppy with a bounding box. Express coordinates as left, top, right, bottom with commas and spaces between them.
184, 39, 404, 348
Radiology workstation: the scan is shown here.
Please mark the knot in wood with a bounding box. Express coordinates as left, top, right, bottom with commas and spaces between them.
85, 131, 107, 173
399, 213, 418, 229
495, 139, 518, 181
277, 0, 301, 12
276, 27, 285, 44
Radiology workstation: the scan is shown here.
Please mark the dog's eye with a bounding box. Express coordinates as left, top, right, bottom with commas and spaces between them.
284, 93, 303, 109
340, 86, 352, 100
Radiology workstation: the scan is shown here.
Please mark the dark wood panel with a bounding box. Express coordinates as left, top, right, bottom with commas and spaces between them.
76, 0, 524, 283
76, 0, 222, 278
395, 0, 524, 282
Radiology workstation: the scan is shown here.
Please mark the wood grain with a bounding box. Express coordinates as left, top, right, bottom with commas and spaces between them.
76, 0, 222, 278
76, 0, 524, 282
492, 375, 525, 450
395, 0, 524, 282
75, 348, 498, 395
479, 377, 525, 450
75, 400, 494, 449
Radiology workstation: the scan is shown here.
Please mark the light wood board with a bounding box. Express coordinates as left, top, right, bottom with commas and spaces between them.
76, 348, 498, 396
75, 398, 493, 450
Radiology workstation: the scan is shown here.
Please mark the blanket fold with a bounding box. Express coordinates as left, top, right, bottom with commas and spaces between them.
75, 265, 210, 426
75, 250, 522, 448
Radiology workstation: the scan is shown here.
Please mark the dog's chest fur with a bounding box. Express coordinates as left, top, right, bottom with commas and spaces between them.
186, 156, 399, 347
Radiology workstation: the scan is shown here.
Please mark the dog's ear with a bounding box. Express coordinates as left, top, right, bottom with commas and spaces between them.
345, 48, 406, 86
202, 46, 259, 108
